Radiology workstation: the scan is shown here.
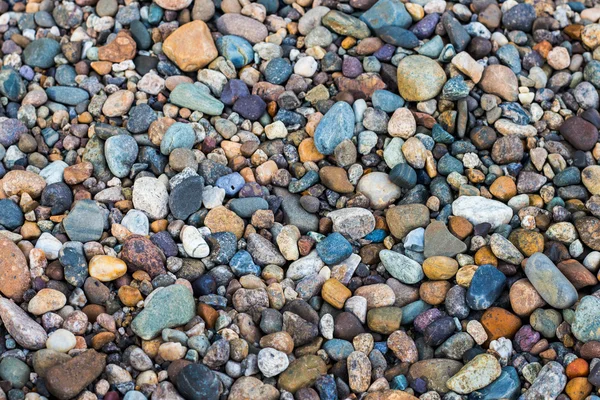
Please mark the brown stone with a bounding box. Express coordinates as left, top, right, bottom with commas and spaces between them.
556, 259, 598, 289
230, 376, 279, 400
45, 350, 107, 400
386, 204, 430, 239
163, 21, 218, 71
319, 166, 354, 194
204, 206, 245, 239
489, 176, 517, 202
1, 170, 46, 198
419, 281, 451, 305
64, 162, 94, 185
575, 216, 600, 251
478, 65, 518, 101
98, 31, 137, 63
321, 278, 351, 309
559, 116, 599, 151
0, 235, 30, 301
277, 355, 327, 393
509, 278, 546, 317
120, 235, 167, 278
335, 73, 386, 98
448, 216, 473, 240
508, 229, 544, 257
364, 391, 419, 400
408, 359, 463, 394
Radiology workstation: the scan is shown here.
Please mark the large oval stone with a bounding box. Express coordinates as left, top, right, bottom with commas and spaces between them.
314, 101, 355, 155
523, 252, 578, 309
397, 55, 447, 101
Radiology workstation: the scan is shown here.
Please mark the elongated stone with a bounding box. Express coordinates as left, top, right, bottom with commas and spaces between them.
524, 253, 578, 309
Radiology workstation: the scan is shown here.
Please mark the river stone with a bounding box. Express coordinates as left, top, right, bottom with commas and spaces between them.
131, 284, 196, 340
408, 359, 463, 394
446, 354, 501, 394
0, 297, 47, 349
163, 20, 217, 71
169, 83, 224, 115
23, 38, 61, 69
0, 235, 29, 301
62, 200, 104, 242
423, 220, 467, 258
132, 177, 169, 220
328, 208, 376, 239
572, 295, 600, 343
386, 204, 430, 239
314, 101, 355, 155
380, 250, 424, 284
524, 253, 578, 309
169, 176, 204, 220
357, 172, 402, 209
521, 361, 566, 400
397, 55, 447, 101
277, 355, 327, 393
105, 134, 138, 178
46, 350, 107, 400
451, 196, 513, 229
176, 364, 222, 399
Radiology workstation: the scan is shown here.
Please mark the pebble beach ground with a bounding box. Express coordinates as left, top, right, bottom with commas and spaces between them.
1, 0, 600, 399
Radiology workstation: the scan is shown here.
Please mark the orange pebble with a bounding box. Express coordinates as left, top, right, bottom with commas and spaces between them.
565, 377, 593, 400
566, 358, 589, 379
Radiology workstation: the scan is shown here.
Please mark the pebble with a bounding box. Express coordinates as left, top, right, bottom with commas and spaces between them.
524, 253, 578, 309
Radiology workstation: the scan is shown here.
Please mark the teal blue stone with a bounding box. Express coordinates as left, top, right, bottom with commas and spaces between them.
0, 357, 30, 389
316, 232, 353, 265
360, 0, 412, 30
437, 153, 463, 175
130, 20, 152, 50
372, 90, 404, 112
377, 26, 419, 48
466, 264, 506, 310
0, 68, 26, 102
496, 44, 521, 74
46, 86, 90, 105
314, 101, 355, 155
169, 83, 224, 115
432, 124, 455, 144
572, 295, 600, 343
147, 3, 164, 25
545, 196, 565, 212
401, 300, 431, 325
230, 250, 261, 277
62, 200, 104, 243
469, 366, 521, 400
216, 35, 254, 68
105, 134, 139, 178
55, 65, 77, 86
553, 166, 581, 187
60, 241, 88, 287
438, 43, 456, 62
391, 375, 408, 390
229, 197, 269, 218
417, 35, 444, 58
442, 76, 470, 101
323, 339, 354, 361
23, 38, 61, 69
160, 122, 195, 155
131, 284, 196, 340
288, 170, 319, 193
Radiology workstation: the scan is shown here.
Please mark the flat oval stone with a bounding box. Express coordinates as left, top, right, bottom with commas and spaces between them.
23, 38, 61, 69
62, 200, 105, 243
408, 359, 463, 394
328, 208, 375, 239
0, 296, 47, 349
451, 196, 513, 229
169, 83, 224, 115
356, 172, 402, 209
524, 252, 578, 309
277, 355, 327, 393
169, 176, 204, 220
105, 134, 138, 178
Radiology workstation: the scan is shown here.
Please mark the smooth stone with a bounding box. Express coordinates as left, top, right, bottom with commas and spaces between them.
131, 284, 196, 340
521, 362, 566, 400
105, 134, 138, 178
524, 252, 578, 309
181, 226, 210, 258
176, 364, 222, 399
46, 86, 90, 105
132, 177, 169, 220
317, 232, 353, 265
572, 296, 600, 343
23, 38, 61, 68
0, 296, 47, 349
161, 122, 196, 155
446, 354, 502, 394
408, 359, 463, 394
360, 0, 412, 30
0, 199, 23, 230
62, 200, 104, 242
169, 176, 204, 220
466, 264, 506, 310
169, 83, 224, 115
314, 101, 355, 155
380, 250, 424, 284
357, 172, 402, 209
216, 35, 254, 68
451, 196, 513, 229
396, 55, 447, 101
423, 220, 467, 258
46, 350, 107, 400
468, 366, 521, 400
162, 20, 218, 71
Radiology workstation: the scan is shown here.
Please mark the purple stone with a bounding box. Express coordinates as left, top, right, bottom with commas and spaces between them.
342, 55, 363, 78
150, 231, 178, 258
239, 182, 266, 198
514, 325, 541, 352
220, 79, 250, 105
19, 65, 35, 81
374, 44, 396, 61
410, 13, 440, 39
413, 308, 445, 333
0, 118, 28, 147
233, 94, 266, 120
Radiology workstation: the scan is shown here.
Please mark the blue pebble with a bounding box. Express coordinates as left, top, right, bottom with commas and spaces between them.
316, 232, 353, 265
322, 339, 354, 361
373, 341, 388, 354
216, 172, 246, 196
361, 0, 412, 30
314, 101, 355, 155
372, 90, 405, 112
364, 229, 386, 243
230, 250, 261, 277
315, 375, 337, 400
468, 366, 521, 400
466, 264, 506, 310
160, 122, 195, 155
216, 35, 255, 69
288, 170, 320, 193
265, 58, 293, 85
401, 300, 432, 325
391, 375, 408, 390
